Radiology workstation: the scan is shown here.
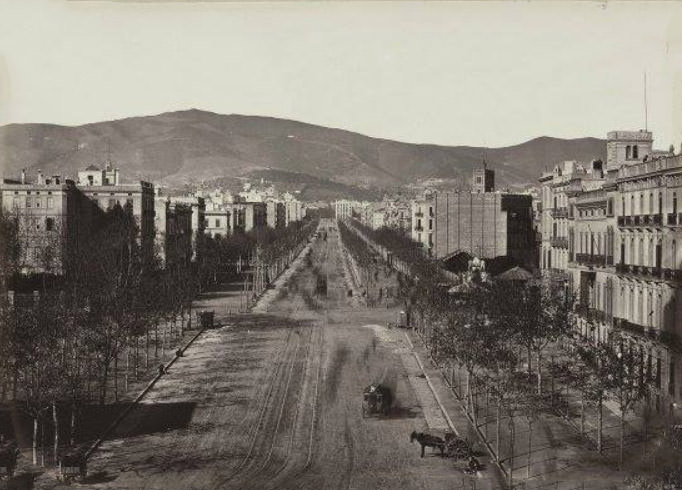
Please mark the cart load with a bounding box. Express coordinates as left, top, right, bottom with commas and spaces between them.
0, 440, 18, 479
444, 433, 474, 459
362, 384, 393, 417
58, 446, 87, 484
316, 275, 327, 296
198, 310, 217, 329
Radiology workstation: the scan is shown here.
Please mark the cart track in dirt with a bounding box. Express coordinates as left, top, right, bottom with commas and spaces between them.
72, 220, 476, 490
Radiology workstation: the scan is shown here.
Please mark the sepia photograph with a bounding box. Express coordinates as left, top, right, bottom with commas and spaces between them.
0, 1, 681, 489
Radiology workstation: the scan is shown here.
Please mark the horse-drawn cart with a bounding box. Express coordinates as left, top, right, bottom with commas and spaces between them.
444, 433, 473, 459
58, 447, 87, 485
199, 310, 221, 329
362, 384, 392, 417
0, 440, 18, 479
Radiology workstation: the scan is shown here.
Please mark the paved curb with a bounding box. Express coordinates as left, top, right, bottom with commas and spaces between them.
402, 331, 459, 437
84, 325, 208, 460
409, 331, 510, 482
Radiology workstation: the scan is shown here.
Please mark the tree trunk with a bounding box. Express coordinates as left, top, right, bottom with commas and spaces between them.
53, 401, 59, 465
619, 408, 625, 469
597, 395, 603, 453
154, 320, 159, 358
496, 398, 501, 462
114, 354, 119, 402
527, 420, 533, 478
508, 420, 515, 487
527, 346, 532, 380
550, 355, 555, 407
32, 417, 38, 465
536, 353, 542, 395
134, 335, 139, 380
145, 327, 150, 369
125, 343, 129, 392
70, 402, 76, 447
40, 419, 45, 466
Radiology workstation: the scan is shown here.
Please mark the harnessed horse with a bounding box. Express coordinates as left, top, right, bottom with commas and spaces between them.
410, 431, 445, 457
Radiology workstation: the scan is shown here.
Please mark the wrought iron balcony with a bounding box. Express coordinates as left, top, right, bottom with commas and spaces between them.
576, 305, 608, 324
619, 214, 664, 228
550, 236, 568, 249
574, 253, 613, 267
613, 317, 680, 348
615, 263, 664, 280
668, 213, 682, 226
414, 211, 424, 218
551, 207, 569, 218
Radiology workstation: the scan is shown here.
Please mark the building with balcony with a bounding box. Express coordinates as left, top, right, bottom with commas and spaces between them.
539, 130, 682, 404
154, 198, 193, 268
76, 164, 156, 267
411, 197, 435, 256
1, 172, 104, 276
168, 195, 206, 261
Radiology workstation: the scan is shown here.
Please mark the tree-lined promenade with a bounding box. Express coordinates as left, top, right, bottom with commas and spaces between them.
344, 218, 682, 489
0, 205, 317, 469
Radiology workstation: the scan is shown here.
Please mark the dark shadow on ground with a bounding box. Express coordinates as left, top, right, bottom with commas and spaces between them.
1, 471, 40, 490
109, 402, 197, 440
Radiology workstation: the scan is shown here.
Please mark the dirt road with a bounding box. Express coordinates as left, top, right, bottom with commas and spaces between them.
53, 219, 494, 490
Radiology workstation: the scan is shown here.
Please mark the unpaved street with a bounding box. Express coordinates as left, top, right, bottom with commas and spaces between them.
61, 219, 497, 490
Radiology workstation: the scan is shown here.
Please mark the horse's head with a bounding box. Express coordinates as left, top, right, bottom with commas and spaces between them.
410, 431, 418, 443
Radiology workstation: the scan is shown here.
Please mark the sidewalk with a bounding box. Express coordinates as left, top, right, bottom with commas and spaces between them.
401, 329, 508, 490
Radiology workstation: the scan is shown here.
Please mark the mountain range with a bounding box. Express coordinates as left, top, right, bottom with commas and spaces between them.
0, 109, 606, 200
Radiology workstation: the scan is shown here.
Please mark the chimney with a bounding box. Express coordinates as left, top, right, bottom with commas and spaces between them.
37, 169, 44, 185
21, 169, 25, 184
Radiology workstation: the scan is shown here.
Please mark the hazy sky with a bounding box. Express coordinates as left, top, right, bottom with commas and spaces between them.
1, 1, 681, 148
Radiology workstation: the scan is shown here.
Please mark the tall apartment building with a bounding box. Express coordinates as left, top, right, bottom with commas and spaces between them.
411, 197, 435, 256
168, 196, 206, 261
427, 164, 534, 268
154, 198, 193, 268
226, 202, 267, 233
77, 164, 156, 265
334, 200, 369, 220
540, 130, 682, 404
266, 201, 286, 229
1, 173, 103, 275
432, 192, 534, 268
203, 197, 231, 238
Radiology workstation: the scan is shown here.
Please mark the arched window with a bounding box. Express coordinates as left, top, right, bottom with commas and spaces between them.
640, 193, 644, 214
629, 287, 634, 320
673, 240, 678, 269
648, 291, 653, 327
659, 192, 663, 215
649, 193, 653, 214
630, 237, 635, 264
633, 145, 639, 159
639, 237, 644, 265
626, 145, 632, 159
649, 237, 654, 267
631, 195, 635, 215
638, 289, 644, 324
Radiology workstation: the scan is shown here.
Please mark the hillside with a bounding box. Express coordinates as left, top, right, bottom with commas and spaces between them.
0, 109, 606, 196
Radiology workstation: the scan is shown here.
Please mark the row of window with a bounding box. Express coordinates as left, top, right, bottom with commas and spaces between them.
14, 196, 56, 209
619, 237, 677, 269
621, 191, 678, 216
24, 217, 56, 231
